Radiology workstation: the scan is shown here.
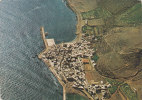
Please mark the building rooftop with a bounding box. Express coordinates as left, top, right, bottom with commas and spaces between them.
46, 39, 55, 46
82, 59, 89, 63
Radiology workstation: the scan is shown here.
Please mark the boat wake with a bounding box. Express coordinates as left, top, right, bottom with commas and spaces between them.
27, 6, 41, 13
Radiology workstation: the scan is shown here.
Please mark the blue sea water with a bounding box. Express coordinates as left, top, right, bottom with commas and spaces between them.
0, 0, 76, 100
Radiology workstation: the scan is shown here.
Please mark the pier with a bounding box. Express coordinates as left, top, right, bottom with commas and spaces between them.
40, 27, 48, 49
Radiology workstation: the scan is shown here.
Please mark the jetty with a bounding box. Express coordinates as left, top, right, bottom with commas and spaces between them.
40, 27, 48, 49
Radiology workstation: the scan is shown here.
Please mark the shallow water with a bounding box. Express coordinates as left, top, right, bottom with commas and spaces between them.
0, 0, 76, 100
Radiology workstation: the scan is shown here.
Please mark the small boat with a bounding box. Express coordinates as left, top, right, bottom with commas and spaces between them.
45, 32, 48, 36
32, 55, 38, 58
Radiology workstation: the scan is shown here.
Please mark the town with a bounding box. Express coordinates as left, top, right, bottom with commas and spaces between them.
40, 29, 112, 100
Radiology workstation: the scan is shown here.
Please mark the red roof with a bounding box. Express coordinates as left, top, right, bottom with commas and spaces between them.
82, 59, 89, 63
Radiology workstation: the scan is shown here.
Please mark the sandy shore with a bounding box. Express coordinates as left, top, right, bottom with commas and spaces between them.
66, 0, 86, 42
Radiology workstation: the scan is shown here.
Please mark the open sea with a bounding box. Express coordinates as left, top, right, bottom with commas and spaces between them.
0, 0, 76, 100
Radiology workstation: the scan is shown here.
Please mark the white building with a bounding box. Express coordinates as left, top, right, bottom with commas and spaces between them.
46, 39, 55, 46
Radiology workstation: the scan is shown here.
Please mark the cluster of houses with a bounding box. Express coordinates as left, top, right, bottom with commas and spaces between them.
86, 81, 111, 100
41, 35, 111, 100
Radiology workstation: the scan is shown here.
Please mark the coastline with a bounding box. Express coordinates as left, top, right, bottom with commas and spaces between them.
38, 0, 88, 100
38, 27, 67, 100
65, 0, 84, 42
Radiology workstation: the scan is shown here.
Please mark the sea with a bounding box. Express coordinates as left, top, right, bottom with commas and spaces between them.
0, 0, 76, 100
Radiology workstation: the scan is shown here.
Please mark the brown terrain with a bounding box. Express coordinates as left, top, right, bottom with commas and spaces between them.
67, 0, 142, 100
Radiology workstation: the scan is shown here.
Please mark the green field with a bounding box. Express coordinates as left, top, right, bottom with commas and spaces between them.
92, 53, 99, 62
66, 94, 88, 100
82, 25, 105, 35
82, 10, 95, 20
115, 3, 142, 25
120, 83, 138, 100
81, 7, 112, 20
94, 8, 112, 19
105, 78, 123, 94
82, 25, 94, 34
97, 0, 137, 14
